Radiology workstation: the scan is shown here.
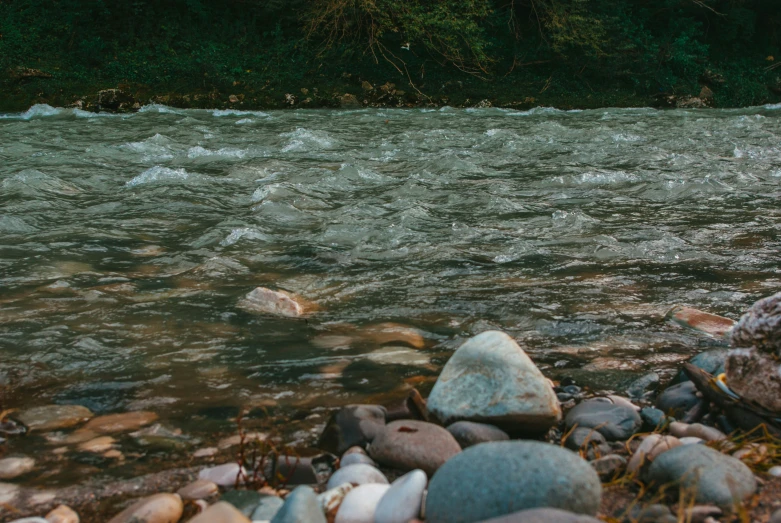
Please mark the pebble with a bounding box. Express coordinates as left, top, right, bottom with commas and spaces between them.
625, 372, 659, 400
565, 427, 607, 451
199, 463, 247, 487
79, 411, 159, 435
271, 485, 327, 523
768, 465, 781, 477
193, 447, 218, 458
668, 422, 726, 442
318, 405, 387, 454
16, 405, 93, 432
340, 453, 377, 467
655, 382, 700, 417
686, 505, 722, 523
45, 505, 80, 523
318, 483, 354, 521
107, 493, 183, 523
0, 482, 19, 504
446, 421, 509, 449
78, 436, 116, 453
221, 490, 263, 517
425, 441, 602, 522
627, 435, 681, 475
239, 287, 306, 317
564, 399, 642, 441
369, 420, 461, 476
251, 495, 285, 521
477, 508, 604, 522
647, 444, 757, 507
189, 501, 251, 523
176, 479, 219, 500
335, 483, 390, 523
590, 455, 627, 480
640, 407, 669, 431
427, 331, 561, 435
326, 463, 388, 490
217, 431, 267, 449
0, 457, 35, 479
7, 519, 49, 523
375, 469, 427, 523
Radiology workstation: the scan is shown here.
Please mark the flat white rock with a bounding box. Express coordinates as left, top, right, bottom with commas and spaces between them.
375, 469, 427, 523
335, 484, 391, 523
326, 463, 388, 490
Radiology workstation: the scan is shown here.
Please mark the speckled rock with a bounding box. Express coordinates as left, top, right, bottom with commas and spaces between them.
725, 348, 781, 413
446, 421, 509, 449
16, 405, 93, 432
427, 331, 561, 435
564, 399, 642, 441
477, 508, 604, 523
189, 501, 251, 523
0, 482, 19, 504
647, 445, 757, 507
425, 441, 602, 523
318, 405, 387, 454
369, 420, 461, 476
0, 457, 35, 480
45, 505, 80, 523
730, 292, 781, 354
375, 469, 427, 523
176, 479, 219, 500
326, 463, 388, 490
107, 493, 183, 523
271, 486, 327, 523
335, 484, 390, 523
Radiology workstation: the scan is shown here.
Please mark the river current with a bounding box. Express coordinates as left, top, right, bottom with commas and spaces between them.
1, 103, 780, 472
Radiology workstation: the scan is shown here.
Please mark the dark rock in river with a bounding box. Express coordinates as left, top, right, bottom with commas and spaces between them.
655, 381, 700, 417
369, 420, 461, 476
427, 331, 561, 436
565, 399, 642, 441
647, 445, 757, 507
425, 441, 602, 523
318, 405, 386, 455
446, 421, 509, 449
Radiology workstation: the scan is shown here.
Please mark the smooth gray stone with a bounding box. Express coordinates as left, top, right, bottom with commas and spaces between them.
221, 489, 263, 517
375, 469, 427, 523
478, 508, 603, 523
655, 381, 700, 417
425, 441, 602, 523
674, 350, 727, 384
326, 463, 388, 490
318, 405, 387, 455
340, 453, 377, 468
369, 420, 461, 476
271, 485, 327, 523
771, 508, 781, 523
565, 427, 606, 451
427, 331, 561, 435
564, 400, 642, 441
252, 495, 285, 521
625, 372, 659, 400
446, 421, 509, 449
647, 445, 757, 507
640, 407, 670, 431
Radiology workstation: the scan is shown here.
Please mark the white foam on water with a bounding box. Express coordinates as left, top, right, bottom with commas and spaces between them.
187, 146, 246, 159
125, 166, 193, 187
0, 104, 63, 120
137, 104, 186, 114
212, 109, 270, 117
220, 227, 270, 246
280, 128, 333, 152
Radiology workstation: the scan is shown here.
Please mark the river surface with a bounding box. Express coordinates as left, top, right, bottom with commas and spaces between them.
1, 103, 780, 479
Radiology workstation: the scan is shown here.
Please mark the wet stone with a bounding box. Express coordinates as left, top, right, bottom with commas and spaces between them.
176, 479, 219, 500
318, 405, 386, 455
271, 485, 326, 523
0, 482, 19, 504
239, 287, 306, 318
427, 331, 561, 436
16, 405, 93, 432
668, 306, 735, 339
335, 483, 390, 523
655, 382, 699, 417
564, 399, 642, 441
107, 493, 183, 523
45, 504, 80, 523
478, 508, 604, 523
425, 441, 602, 522
0, 457, 35, 480
446, 421, 509, 449
647, 445, 757, 507
189, 501, 251, 523
326, 463, 388, 490
375, 469, 427, 523
369, 420, 461, 476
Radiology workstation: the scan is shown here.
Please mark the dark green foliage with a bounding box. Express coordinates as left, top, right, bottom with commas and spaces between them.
0, 0, 779, 109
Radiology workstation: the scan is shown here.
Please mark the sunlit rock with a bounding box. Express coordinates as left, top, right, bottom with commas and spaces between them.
238, 287, 310, 317
667, 306, 735, 339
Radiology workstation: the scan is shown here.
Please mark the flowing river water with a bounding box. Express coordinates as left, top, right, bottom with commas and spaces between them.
1, 103, 780, 484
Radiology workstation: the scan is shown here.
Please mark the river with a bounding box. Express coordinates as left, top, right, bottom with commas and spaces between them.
1, 103, 780, 482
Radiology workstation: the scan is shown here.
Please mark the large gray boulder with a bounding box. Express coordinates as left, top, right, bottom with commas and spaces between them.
427, 331, 561, 435
425, 441, 602, 523
725, 348, 781, 413
647, 445, 757, 507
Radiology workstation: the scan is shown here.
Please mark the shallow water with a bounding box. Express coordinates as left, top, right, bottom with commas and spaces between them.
1, 103, 781, 470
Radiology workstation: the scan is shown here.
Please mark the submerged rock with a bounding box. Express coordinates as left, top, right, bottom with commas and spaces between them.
239, 287, 309, 318
369, 420, 461, 476
16, 405, 93, 432
647, 445, 756, 507
0, 457, 35, 480
427, 331, 561, 435
79, 411, 158, 435
425, 441, 602, 522
668, 306, 735, 338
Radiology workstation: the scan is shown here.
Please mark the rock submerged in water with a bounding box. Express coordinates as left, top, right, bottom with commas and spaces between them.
239, 287, 308, 317
369, 420, 461, 476
425, 440, 602, 522
426, 331, 561, 435
667, 306, 735, 338
0, 457, 35, 480
647, 444, 757, 507
16, 404, 93, 432
271, 486, 327, 523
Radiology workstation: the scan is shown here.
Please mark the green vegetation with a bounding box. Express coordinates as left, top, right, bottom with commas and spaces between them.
1, 0, 779, 111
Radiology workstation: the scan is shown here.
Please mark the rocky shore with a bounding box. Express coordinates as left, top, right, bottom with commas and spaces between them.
4, 291, 781, 522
